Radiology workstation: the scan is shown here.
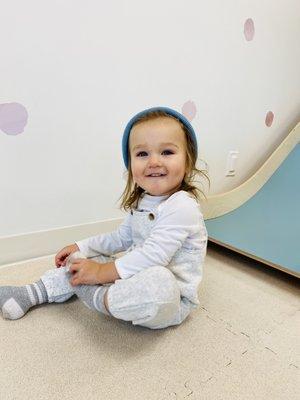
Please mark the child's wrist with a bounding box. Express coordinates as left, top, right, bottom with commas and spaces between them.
97, 263, 104, 284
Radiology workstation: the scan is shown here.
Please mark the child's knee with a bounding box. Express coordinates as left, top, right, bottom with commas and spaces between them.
144, 266, 180, 300
105, 266, 180, 322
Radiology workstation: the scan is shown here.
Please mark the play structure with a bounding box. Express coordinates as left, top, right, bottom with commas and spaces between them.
200, 122, 300, 278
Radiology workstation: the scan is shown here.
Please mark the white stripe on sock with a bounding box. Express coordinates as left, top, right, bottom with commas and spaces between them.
93, 287, 105, 313
33, 283, 43, 304
26, 285, 37, 306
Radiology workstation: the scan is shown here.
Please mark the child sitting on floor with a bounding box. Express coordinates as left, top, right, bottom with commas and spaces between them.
0, 106, 209, 330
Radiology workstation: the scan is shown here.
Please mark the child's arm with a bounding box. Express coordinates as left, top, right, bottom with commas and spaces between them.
75, 213, 133, 258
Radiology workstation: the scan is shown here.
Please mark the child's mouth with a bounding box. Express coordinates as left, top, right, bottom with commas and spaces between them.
147, 174, 166, 178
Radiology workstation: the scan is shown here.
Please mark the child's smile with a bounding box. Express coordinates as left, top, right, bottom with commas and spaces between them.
147, 174, 166, 178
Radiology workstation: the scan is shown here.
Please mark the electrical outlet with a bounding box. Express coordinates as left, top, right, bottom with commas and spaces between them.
226, 150, 239, 176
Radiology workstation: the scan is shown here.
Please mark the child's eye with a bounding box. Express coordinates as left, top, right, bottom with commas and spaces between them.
136, 151, 147, 157
136, 150, 174, 157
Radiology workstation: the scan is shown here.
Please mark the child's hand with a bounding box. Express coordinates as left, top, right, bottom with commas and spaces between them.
55, 244, 79, 267
69, 259, 102, 286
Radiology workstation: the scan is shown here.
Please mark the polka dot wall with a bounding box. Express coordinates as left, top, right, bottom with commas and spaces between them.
0, 17, 274, 137
181, 18, 274, 128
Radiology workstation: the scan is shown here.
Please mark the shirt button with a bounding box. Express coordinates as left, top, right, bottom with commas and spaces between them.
148, 213, 155, 220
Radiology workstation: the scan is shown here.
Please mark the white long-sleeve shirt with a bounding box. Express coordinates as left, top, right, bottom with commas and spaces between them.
76, 190, 208, 305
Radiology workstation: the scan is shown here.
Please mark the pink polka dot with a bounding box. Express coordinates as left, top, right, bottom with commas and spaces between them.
265, 111, 274, 127
181, 101, 197, 121
0, 102, 28, 135
244, 18, 255, 41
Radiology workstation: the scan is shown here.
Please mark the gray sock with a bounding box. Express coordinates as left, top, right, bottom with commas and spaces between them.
73, 284, 110, 316
0, 280, 48, 320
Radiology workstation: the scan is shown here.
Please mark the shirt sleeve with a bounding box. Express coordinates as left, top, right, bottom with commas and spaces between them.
75, 213, 133, 258
115, 195, 201, 279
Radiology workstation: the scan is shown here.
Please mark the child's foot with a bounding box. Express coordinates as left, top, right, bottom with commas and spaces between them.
0, 280, 48, 320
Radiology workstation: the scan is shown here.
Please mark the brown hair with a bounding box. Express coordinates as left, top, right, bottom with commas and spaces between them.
117, 110, 210, 211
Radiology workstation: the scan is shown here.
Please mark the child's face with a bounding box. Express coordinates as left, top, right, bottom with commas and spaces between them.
129, 117, 187, 196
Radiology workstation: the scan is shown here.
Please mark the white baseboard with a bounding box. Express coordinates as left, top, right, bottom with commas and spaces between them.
0, 218, 123, 266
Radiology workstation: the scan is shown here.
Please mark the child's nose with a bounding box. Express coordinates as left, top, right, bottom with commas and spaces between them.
148, 154, 162, 166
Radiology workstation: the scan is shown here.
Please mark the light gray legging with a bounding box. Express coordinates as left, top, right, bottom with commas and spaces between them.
40, 254, 192, 330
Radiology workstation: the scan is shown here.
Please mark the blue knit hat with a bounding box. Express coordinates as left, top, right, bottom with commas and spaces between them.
122, 106, 198, 170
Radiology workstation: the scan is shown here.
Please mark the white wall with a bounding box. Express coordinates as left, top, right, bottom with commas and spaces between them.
0, 0, 300, 238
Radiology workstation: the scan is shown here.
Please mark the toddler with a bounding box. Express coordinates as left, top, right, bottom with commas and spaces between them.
0, 106, 209, 330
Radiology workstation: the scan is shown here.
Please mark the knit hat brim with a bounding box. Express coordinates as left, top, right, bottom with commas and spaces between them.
122, 106, 198, 169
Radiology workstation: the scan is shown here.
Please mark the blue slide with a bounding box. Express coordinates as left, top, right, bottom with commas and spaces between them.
205, 144, 300, 278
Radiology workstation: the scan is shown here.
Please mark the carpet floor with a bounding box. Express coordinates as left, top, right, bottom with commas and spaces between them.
0, 243, 299, 400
